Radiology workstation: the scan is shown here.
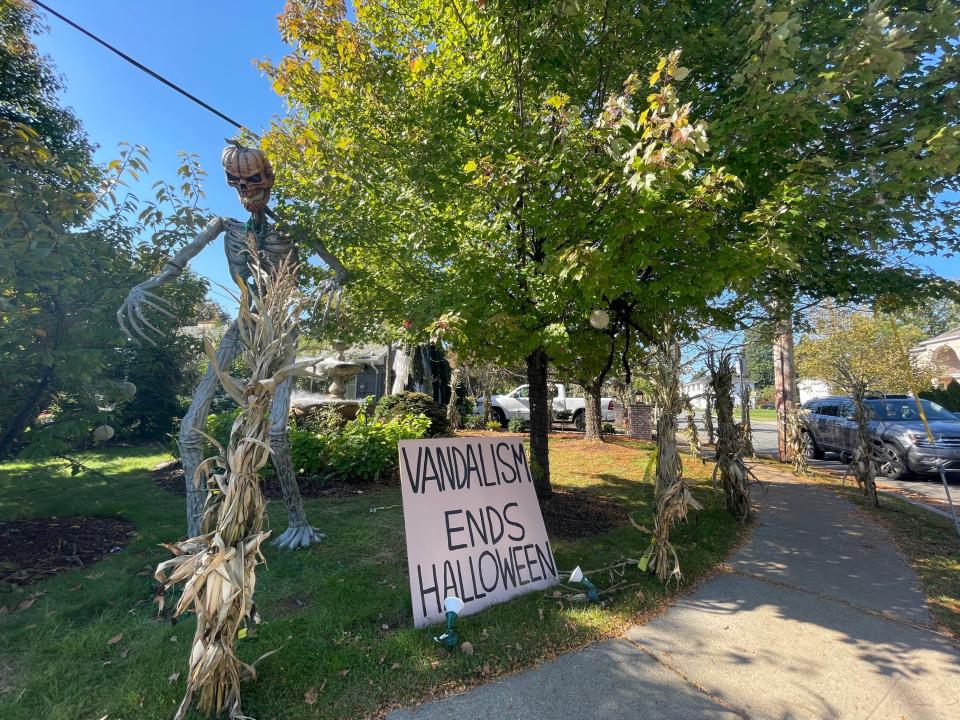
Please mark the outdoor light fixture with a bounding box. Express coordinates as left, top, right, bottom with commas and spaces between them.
433, 596, 464, 649
569, 566, 599, 601
589, 309, 610, 330
634, 391, 645, 404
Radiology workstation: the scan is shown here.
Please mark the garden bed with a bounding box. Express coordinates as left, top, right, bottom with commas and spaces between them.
151, 459, 397, 499
0, 516, 136, 589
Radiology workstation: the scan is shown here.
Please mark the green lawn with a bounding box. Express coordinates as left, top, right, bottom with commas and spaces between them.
0, 439, 739, 719
748, 408, 778, 422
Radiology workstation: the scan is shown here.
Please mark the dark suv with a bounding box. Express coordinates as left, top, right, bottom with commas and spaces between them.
800, 395, 960, 479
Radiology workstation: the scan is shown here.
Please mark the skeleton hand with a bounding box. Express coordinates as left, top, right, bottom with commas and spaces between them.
117, 282, 176, 345
311, 269, 349, 327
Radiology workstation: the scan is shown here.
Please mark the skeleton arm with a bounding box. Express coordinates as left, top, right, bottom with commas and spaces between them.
117, 217, 224, 344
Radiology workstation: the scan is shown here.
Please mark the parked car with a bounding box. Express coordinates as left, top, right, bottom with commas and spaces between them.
799, 395, 960, 479
479, 384, 620, 431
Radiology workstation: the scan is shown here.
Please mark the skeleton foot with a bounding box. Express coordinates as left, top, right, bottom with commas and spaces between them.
271, 523, 325, 550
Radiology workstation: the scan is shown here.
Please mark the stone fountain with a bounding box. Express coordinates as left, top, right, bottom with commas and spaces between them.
290, 342, 363, 420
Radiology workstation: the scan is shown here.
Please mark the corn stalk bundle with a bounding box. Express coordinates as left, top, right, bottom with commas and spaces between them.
710, 355, 751, 522
155, 254, 313, 720
684, 399, 704, 462
648, 326, 701, 583
785, 407, 809, 475
738, 385, 755, 457
847, 391, 880, 506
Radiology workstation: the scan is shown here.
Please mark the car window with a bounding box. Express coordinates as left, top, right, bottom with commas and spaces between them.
865, 399, 957, 422
515, 387, 529, 399
818, 404, 840, 417
840, 402, 855, 419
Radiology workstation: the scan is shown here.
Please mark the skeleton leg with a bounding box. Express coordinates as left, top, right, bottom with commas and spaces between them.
268, 356, 324, 550
178, 321, 242, 537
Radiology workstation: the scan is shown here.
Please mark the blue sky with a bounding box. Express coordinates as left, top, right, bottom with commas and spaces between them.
32, 1, 291, 309
31, 1, 960, 313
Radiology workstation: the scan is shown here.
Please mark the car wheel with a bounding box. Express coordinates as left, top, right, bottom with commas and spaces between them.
876, 443, 907, 480
801, 430, 824, 460
491, 408, 507, 428
573, 410, 585, 432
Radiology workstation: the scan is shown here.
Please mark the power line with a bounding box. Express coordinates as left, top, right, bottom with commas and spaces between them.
32, 0, 258, 138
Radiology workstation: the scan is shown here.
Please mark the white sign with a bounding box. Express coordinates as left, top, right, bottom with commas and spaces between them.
398, 436, 559, 628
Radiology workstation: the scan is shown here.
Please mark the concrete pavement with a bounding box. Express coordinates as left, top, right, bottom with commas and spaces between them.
389, 465, 960, 720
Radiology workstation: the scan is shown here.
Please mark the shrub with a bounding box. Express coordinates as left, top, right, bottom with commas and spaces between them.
485, 421, 502, 431
508, 416, 526, 433
602, 422, 616, 434
374, 391, 450, 437
462, 414, 486, 430
290, 411, 430, 483
204, 408, 242, 455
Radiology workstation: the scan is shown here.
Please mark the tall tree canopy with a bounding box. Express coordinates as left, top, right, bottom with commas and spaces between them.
0, 0, 209, 457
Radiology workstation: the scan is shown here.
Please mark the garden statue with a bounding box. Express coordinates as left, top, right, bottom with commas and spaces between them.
117, 142, 348, 549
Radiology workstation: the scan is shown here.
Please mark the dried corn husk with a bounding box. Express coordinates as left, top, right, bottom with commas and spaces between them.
710, 355, 751, 522
648, 324, 700, 584
156, 250, 309, 720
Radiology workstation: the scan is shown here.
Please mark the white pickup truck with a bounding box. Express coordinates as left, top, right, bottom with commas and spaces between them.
480, 384, 621, 431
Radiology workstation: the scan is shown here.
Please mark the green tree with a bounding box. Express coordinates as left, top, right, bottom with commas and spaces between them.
796, 308, 930, 504
0, 1, 209, 457
744, 325, 775, 389
896, 298, 960, 338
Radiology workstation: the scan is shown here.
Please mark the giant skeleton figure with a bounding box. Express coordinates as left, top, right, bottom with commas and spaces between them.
118, 144, 347, 549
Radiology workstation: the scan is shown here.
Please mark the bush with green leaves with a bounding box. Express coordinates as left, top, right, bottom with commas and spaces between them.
508, 416, 526, 433
291, 410, 430, 484
462, 414, 486, 430
485, 421, 502, 431
374, 391, 450, 437
602, 422, 617, 434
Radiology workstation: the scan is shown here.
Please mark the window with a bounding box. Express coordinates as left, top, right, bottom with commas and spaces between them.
515, 387, 529, 399
818, 404, 841, 417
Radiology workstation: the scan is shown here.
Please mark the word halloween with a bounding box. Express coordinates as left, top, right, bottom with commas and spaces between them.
399, 437, 558, 628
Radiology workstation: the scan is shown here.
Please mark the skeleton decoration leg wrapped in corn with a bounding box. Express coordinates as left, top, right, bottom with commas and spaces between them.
117, 142, 348, 545
156, 252, 319, 720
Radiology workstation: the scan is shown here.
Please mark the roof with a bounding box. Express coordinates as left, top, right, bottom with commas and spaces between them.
915, 326, 960, 349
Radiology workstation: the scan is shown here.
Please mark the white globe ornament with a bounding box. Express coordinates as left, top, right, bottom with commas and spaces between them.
589, 309, 610, 329
92, 425, 115, 444
120, 381, 137, 399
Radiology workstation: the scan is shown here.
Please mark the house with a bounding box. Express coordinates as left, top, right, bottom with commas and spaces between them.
295, 343, 391, 401
682, 372, 755, 409
911, 327, 960, 387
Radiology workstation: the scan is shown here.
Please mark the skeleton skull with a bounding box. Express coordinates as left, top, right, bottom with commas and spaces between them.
222, 143, 275, 213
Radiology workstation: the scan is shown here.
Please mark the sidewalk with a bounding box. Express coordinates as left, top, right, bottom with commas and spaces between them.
389, 465, 960, 720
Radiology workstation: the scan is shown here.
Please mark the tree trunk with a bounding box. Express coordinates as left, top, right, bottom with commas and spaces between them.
711, 356, 751, 521
583, 381, 604, 441
703, 391, 715, 445
774, 314, 798, 462
383, 343, 392, 397
0, 366, 54, 460
649, 324, 700, 583
739, 385, 755, 457
526, 347, 552, 499
446, 365, 462, 429
851, 386, 879, 506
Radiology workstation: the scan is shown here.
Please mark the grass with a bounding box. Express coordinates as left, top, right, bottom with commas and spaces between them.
798, 468, 960, 637
748, 408, 778, 422
0, 438, 739, 720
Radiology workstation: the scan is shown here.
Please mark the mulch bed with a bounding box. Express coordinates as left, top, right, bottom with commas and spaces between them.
152, 460, 395, 500
539, 489, 629, 540
154, 463, 627, 540
0, 516, 137, 588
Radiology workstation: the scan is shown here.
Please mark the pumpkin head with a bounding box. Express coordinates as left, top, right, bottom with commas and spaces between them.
221, 143, 275, 213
